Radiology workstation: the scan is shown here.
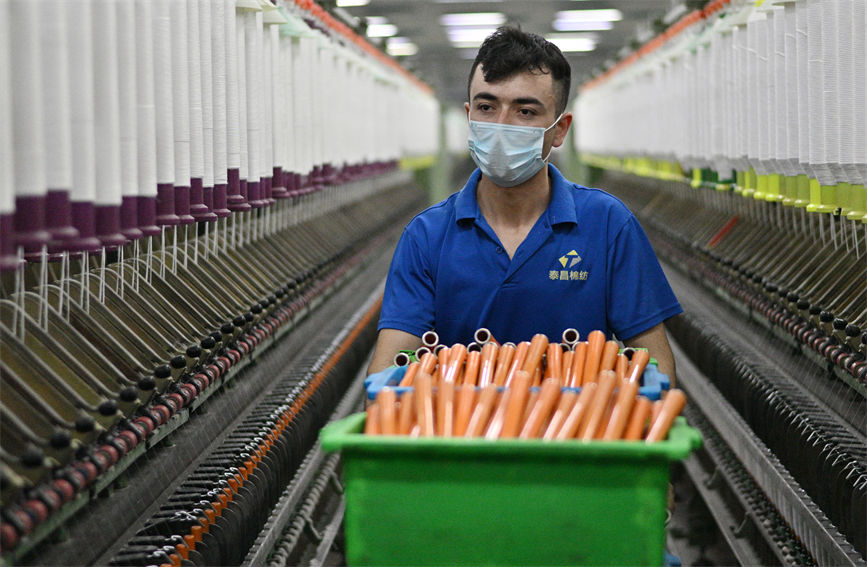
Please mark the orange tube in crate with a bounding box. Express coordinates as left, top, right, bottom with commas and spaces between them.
436, 347, 451, 382
484, 388, 512, 439
465, 384, 499, 437
521, 390, 539, 427
419, 351, 438, 375
532, 365, 542, 387
543, 390, 578, 440
645, 389, 687, 442
436, 380, 455, 437
602, 380, 639, 440
474, 327, 499, 346
421, 330, 439, 348
414, 372, 435, 437
599, 340, 620, 372
568, 342, 587, 387
398, 361, 421, 387
582, 330, 606, 384
521, 334, 549, 376
627, 349, 650, 384
623, 396, 652, 440
462, 350, 481, 386
579, 370, 617, 440
561, 350, 574, 387
544, 343, 562, 384
491, 343, 515, 386
520, 377, 561, 438
477, 342, 498, 387
554, 382, 597, 440
561, 327, 580, 346
397, 391, 415, 435
364, 402, 380, 435
453, 386, 477, 437
504, 341, 530, 386
500, 370, 533, 438
615, 353, 628, 382
443, 343, 467, 382
378, 388, 398, 435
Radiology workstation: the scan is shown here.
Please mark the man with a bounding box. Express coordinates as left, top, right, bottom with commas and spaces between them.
369, 26, 682, 381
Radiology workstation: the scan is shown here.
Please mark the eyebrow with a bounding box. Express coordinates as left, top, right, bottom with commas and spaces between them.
472, 92, 546, 108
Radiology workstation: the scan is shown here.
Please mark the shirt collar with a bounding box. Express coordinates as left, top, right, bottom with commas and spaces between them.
454, 164, 577, 227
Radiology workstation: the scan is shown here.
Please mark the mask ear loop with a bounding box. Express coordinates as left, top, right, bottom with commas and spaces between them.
542, 113, 565, 162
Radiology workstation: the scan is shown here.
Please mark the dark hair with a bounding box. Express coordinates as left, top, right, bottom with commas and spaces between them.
468, 26, 572, 115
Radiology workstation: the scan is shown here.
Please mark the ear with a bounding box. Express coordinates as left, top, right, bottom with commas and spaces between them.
551, 112, 573, 148
464, 101, 471, 120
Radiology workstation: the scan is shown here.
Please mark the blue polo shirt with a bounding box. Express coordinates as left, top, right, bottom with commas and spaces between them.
378, 164, 682, 346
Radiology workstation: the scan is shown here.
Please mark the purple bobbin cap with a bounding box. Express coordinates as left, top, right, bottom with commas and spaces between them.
271, 167, 289, 199
212, 183, 231, 218
0, 213, 24, 270
226, 169, 251, 212
45, 190, 81, 241
13, 195, 51, 256
247, 179, 266, 208
173, 185, 196, 225
95, 204, 128, 249
136, 195, 162, 236
70, 201, 109, 253
156, 183, 181, 226
120, 196, 144, 241
190, 178, 216, 222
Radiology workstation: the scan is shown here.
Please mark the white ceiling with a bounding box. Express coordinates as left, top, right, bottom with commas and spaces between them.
332, 0, 682, 107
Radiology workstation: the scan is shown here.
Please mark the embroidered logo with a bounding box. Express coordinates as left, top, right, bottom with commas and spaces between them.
559, 250, 581, 268
549, 250, 588, 281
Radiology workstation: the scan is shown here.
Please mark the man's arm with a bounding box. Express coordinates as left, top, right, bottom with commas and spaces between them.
622, 322, 677, 387
367, 328, 423, 375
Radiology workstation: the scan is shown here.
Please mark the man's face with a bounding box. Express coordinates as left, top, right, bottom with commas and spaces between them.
465, 65, 570, 152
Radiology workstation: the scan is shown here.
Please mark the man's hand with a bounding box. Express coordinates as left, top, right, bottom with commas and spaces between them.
367, 329, 423, 374
622, 323, 677, 387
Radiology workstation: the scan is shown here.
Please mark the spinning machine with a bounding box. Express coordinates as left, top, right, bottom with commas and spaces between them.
573, 0, 865, 564
1, 1, 436, 564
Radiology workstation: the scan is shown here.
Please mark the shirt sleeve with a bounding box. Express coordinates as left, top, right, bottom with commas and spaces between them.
606, 216, 683, 340
378, 226, 437, 338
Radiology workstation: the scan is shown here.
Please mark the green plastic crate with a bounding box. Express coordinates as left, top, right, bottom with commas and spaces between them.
320, 412, 702, 566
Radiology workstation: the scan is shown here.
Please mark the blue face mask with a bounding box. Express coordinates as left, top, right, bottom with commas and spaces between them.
467, 114, 563, 187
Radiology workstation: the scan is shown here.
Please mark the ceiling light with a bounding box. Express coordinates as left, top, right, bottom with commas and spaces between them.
446, 27, 499, 48
336, 0, 370, 6
555, 9, 622, 23
366, 23, 399, 38
553, 20, 613, 32
545, 35, 596, 52
387, 37, 419, 57
440, 12, 506, 27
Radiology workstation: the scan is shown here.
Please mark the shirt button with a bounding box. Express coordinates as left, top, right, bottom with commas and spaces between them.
496, 247, 503, 254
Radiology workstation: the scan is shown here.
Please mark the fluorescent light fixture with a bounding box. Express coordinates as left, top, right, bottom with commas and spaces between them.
545, 35, 596, 52
555, 9, 622, 23
367, 23, 399, 37
446, 27, 498, 48
336, 0, 370, 6
387, 37, 418, 57
553, 20, 613, 32
439, 12, 506, 27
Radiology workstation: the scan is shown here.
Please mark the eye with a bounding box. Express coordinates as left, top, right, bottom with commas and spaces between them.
476, 103, 493, 113
518, 108, 537, 118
